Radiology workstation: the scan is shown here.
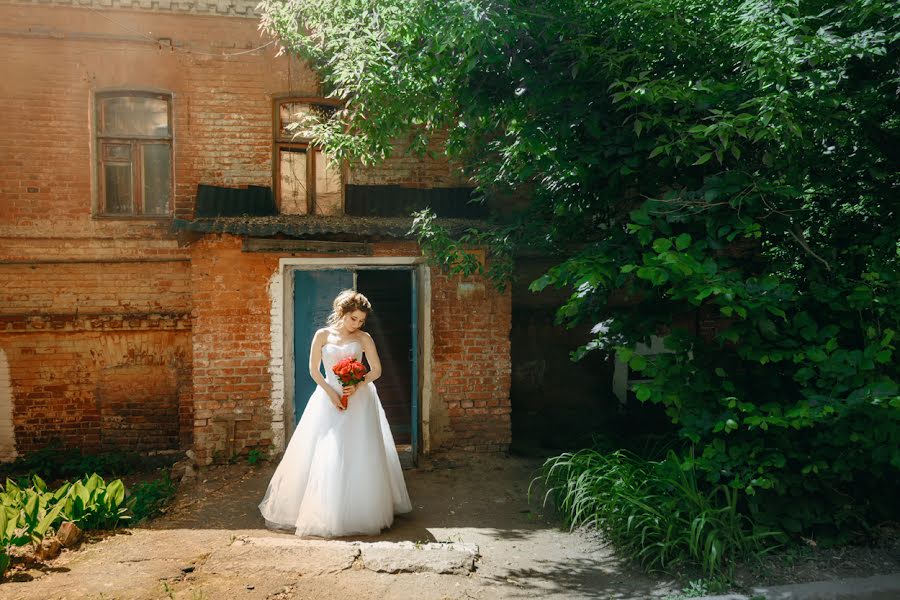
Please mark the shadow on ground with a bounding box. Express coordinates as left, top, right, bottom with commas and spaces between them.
140, 454, 674, 599
149, 455, 549, 541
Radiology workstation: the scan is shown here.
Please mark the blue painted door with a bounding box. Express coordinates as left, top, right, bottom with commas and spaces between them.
293, 269, 354, 424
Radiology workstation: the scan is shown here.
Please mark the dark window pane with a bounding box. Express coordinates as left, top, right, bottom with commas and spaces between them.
279, 147, 308, 214
101, 96, 169, 137
143, 144, 171, 215
104, 163, 133, 214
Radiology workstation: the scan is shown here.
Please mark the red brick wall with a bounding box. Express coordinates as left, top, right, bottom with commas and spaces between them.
0, 4, 511, 460
0, 326, 191, 453
190, 234, 279, 463
0, 261, 191, 315
0, 5, 308, 458
430, 273, 512, 453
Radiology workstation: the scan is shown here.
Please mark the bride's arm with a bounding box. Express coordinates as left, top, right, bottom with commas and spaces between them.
309, 329, 344, 408
360, 332, 382, 385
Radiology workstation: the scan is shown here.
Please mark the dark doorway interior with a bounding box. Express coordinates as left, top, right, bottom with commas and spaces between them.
357, 269, 413, 445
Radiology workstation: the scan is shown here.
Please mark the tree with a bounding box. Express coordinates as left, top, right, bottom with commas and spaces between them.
260, 0, 900, 535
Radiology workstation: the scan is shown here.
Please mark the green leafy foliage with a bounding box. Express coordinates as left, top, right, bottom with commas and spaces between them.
246, 448, 264, 466
56, 474, 128, 530
0, 473, 129, 579
127, 473, 177, 524
535, 448, 781, 577
2, 474, 128, 533
261, 0, 900, 540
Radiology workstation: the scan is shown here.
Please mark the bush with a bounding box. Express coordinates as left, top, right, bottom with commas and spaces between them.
536, 448, 781, 578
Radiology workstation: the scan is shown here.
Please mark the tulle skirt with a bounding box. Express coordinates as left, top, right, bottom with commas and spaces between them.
259, 381, 412, 537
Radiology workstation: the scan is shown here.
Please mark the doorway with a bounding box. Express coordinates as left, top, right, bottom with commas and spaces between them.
291, 267, 419, 456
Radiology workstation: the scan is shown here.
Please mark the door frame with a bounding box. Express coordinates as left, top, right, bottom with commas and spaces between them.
272, 257, 432, 457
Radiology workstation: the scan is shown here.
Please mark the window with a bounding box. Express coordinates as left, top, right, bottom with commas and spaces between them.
95, 92, 172, 216
273, 98, 343, 215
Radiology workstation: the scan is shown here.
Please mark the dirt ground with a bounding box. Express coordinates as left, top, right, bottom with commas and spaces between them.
0, 455, 678, 600
4, 453, 898, 600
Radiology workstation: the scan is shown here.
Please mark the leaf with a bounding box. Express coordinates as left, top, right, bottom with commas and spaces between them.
636, 386, 652, 402
73, 482, 90, 511
106, 480, 126, 508
630, 208, 652, 225
693, 152, 712, 165
529, 274, 553, 292
629, 355, 648, 371
652, 238, 673, 253
35, 502, 64, 537
675, 233, 692, 250
757, 318, 777, 338
32, 475, 47, 492
638, 228, 653, 246
24, 492, 39, 525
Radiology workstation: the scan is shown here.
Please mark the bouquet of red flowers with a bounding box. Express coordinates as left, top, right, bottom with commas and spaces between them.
332, 357, 367, 409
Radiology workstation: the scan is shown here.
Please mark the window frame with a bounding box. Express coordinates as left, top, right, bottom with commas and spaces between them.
272, 96, 344, 215
94, 90, 174, 219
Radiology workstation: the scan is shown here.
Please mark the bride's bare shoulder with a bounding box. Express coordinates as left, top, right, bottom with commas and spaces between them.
313, 328, 332, 341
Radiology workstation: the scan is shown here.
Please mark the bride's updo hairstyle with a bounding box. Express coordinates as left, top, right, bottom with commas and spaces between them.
327, 289, 372, 327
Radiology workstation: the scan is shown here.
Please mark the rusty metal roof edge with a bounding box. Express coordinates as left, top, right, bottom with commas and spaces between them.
171, 215, 489, 240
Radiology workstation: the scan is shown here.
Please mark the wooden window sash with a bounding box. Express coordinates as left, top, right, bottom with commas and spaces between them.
100, 140, 175, 216
272, 97, 342, 214
95, 92, 173, 217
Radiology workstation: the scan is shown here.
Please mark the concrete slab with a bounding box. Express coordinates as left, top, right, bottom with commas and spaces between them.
358, 540, 478, 574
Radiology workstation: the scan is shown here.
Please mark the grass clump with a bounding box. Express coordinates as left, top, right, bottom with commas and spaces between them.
535, 448, 781, 578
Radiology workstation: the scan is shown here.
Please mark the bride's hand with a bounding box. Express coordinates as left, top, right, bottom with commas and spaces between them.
328, 390, 346, 411
342, 383, 359, 397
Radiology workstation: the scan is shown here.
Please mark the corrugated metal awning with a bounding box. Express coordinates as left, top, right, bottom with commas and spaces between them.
171, 215, 487, 241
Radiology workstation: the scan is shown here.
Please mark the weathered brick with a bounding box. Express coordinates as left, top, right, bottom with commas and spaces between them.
0, 4, 511, 462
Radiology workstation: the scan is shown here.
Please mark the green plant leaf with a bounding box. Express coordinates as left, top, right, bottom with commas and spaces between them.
693, 152, 712, 165
653, 238, 673, 253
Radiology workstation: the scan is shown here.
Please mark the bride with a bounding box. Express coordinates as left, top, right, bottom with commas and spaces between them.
259, 290, 412, 537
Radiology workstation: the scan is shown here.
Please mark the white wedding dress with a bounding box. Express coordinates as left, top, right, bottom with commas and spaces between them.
259, 341, 412, 537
